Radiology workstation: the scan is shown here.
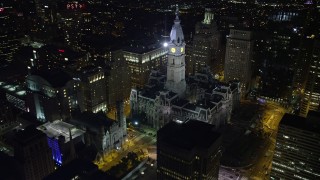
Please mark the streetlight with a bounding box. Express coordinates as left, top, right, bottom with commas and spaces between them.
163, 42, 168, 47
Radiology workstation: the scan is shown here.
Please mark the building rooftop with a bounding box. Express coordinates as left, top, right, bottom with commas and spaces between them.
14, 126, 46, 146
0, 152, 24, 180
184, 103, 197, 111
210, 94, 224, 103
0, 82, 26, 97
71, 111, 115, 132
79, 65, 103, 76
37, 120, 85, 143
172, 98, 189, 107
43, 159, 113, 180
32, 69, 72, 88
123, 43, 162, 54
280, 113, 320, 134
195, 100, 217, 109
158, 120, 221, 150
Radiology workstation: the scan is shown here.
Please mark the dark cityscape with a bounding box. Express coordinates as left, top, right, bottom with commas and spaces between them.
0, 0, 319, 179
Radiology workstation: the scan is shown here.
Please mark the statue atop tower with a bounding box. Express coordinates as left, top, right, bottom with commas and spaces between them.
170, 6, 185, 46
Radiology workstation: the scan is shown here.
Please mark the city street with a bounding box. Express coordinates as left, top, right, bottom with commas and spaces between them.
243, 101, 285, 179
98, 100, 285, 179
95, 126, 156, 172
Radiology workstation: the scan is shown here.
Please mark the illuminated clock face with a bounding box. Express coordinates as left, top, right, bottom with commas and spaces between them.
181, 47, 184, 53
170, 48, 176, 53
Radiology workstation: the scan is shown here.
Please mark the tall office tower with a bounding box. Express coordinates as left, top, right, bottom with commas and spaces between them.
26, 69, 78, 122
293, 37, 314, 92
122, 43, 167, 88
165, 6, 186, 97
292, 4, 319, 110
256, 29, 299, 101
300, 40, 320, 116
270, 112, 320, 179
224, 29, 253, 94
157, 120, 222, 180
13, 126, 54, 180
78, 66, 107, 113
188, 8, 221, 75
105, 51, 132, 106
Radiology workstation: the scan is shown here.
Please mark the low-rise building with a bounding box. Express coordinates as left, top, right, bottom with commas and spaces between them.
26, 69, 78, 122
37, 120, 85, 166
70, 101, 127, 158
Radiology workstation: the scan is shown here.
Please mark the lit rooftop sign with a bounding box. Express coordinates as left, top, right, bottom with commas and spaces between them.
66, 2, 86, 10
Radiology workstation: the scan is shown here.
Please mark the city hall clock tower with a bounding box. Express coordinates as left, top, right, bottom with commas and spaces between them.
165, 6, 186, 97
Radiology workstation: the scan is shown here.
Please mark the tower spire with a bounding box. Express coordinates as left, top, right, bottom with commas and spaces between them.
170, 4, 184, 46
175, 4, 179, 20
165, 8, 187, 97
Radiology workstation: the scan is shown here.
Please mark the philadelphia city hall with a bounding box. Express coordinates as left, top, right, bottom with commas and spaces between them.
130, 7, 240, 129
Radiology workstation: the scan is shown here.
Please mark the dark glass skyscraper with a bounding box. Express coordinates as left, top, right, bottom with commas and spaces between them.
13, 126, 55, 180
157, 120, 222, 180
300, 40, 320, 116
271, 112, 320, 179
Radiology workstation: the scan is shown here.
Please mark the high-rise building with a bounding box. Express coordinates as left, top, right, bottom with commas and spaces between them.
13, 126, 55, 180
270, 112, 320, 179
26, 69, 78, 122
300, 40, 320, 116
157, 120, 222, 180
77, 66, 107, 113
105, 51, 132, 106
122, 43, 167, 88
256, 29, 299, 101
188, 8, 221, 76
292, 3, 319, 94
224, 29, 253, 94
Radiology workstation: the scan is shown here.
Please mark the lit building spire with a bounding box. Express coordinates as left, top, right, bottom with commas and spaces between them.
166, 6, 187, 97
170, 4, 184, 46
175, 4, 179, 20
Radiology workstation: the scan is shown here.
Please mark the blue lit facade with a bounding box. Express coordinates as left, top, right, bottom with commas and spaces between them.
47, 137, 63, 166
